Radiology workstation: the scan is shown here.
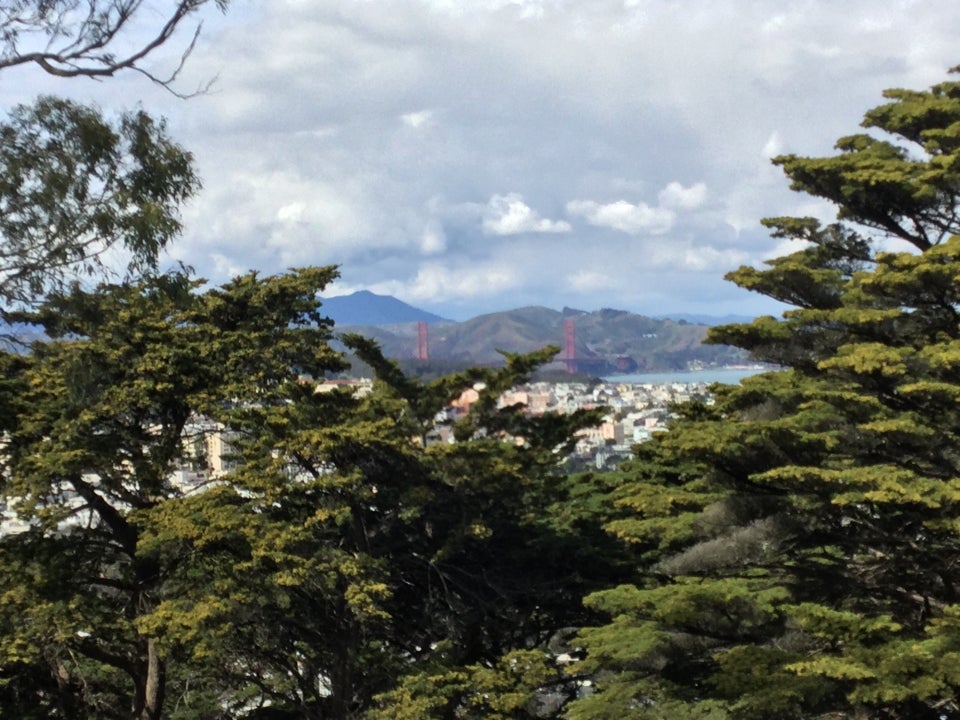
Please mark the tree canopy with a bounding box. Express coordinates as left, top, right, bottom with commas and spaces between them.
571, 69, 960, 719
0, 267, 344, 718
0, 4, 625, 717
9, 6, 960, 718
0, 267, 618, 718
0, 96, 198, 317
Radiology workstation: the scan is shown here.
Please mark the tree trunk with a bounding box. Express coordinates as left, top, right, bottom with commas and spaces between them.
327, 619, 358, 720
132, 638, 165, 720
143, 638, 165, 720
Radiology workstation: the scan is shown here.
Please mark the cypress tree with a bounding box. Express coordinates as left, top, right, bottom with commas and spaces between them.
573, 69, 960, 720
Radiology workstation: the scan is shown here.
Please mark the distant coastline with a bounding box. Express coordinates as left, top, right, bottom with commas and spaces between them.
603, 366, 773, 385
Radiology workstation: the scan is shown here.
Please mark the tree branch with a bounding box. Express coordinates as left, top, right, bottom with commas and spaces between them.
0, 1, 228, 94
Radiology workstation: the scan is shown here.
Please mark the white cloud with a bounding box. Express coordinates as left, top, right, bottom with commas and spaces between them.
400, 109, 434, 128
680, 246, 751, 272
276, 202, 305, 223
658, 182, 708, 210
482, 194, 572, 235
372, 261, 522, 301
64, 0, 960, 318
568, 270, 615, 292
209, 253, 245, 279
420, 221, 447, 254
566, 199, 675, 235
566, 181, 708, 236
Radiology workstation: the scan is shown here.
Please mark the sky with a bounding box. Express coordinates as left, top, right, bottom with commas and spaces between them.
6, 0, 960, 320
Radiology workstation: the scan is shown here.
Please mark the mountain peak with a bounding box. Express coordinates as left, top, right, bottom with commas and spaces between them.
321, 291, 451, 327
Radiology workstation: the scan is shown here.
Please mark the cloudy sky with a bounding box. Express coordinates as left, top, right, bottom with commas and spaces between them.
7, 0, 960, 320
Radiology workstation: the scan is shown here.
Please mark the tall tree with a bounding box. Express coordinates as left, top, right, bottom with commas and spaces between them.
138, 338, 611, 719
0, 266, 343, 719
0, 268, 611, 719
572, 69, 960, 719
0, 96, 198, 317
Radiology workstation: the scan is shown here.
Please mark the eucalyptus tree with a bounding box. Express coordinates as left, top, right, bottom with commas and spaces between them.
0, 0, 230, 318
0, 96, 198, 317
0, 1, 229, 92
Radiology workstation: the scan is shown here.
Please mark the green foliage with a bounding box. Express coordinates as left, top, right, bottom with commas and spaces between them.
367, 650, 568, 720
0, 9, 631, 717
573, 69, 960, 719
0, 96, 199, 313
158, 338, 616, 718
0, 267, 343, 718
0, 266, 621, 718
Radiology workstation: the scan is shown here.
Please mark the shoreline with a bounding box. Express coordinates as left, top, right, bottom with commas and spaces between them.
601, 366, 774, 385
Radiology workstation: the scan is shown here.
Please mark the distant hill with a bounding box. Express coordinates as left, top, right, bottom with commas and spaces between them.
338, 303, 748, 373
320, 290, 450, 326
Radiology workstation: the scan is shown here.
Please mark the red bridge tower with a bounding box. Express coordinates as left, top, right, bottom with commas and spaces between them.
417, 321, 429, 361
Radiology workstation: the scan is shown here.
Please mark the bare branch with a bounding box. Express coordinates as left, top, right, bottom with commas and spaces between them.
0, 1, 228, 93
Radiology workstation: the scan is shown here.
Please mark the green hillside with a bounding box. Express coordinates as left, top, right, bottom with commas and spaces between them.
336, 306, 747, 373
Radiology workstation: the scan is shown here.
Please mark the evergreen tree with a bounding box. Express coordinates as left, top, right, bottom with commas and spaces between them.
0, 268, 612, 718
573, 69, 960, 719
0, 267, 344, 718
140, 337, 612, 719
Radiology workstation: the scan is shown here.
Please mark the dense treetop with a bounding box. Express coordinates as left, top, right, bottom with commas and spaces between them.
570, 69, 960, 720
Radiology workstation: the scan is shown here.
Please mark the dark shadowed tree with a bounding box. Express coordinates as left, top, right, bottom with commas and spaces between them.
0, 267, 618, 719
139, 338, 614, 719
